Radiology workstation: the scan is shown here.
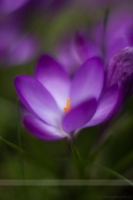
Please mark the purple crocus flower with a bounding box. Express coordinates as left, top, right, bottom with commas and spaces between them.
76, 0, 133, 10
104, 6, 133, 63
34, 0, 70, 12
0, 22, 39, 66
14, 55, 121, 140
57, 6, 133, 98
103, 7, 133, 99
57, 7, 130, 76
56, 32, 102, 76
0, 0, 31, 15
106, 47, 133, 98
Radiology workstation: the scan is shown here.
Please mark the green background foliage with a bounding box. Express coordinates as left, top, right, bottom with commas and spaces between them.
0, 1, 133, 199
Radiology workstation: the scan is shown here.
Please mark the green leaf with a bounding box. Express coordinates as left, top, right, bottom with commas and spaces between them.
0, 136, 26, 154
113, 150, 133, 173
86, 160, 133, 186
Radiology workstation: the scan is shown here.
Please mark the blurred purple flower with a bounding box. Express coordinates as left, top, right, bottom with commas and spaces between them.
14, 55, 121, 140
0, 22, 39, 66
103, 7, 133, 99
56, 6, 133, 102
76, 0, 133, 10
104, 7, 133, 63
106, 47, 133, 98
57, 6, 133, 76
35, 0, 70, 11
0, 0, 31, 15
56, 31, 102, 76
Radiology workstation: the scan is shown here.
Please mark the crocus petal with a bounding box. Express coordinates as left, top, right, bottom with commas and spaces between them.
24, 115, 67, 140
35, 54, 70, 110
62, 98, 97, 133
70, 57, 104, 106
14, 75, 61, 127
106, 36, 130, 63
56, 36, 80, 76
84, 83, 122, 127
90, 19, 104, 49
73, 31, 101, 63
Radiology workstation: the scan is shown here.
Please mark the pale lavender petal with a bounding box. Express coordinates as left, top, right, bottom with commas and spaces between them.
62, 98, 97, 133
14, 75, 61, 127
56, 36, 80, 76
70, 57, 104, 106
35, 55, 70, 110
24, 115, 67, 140
84, 83, 122, 127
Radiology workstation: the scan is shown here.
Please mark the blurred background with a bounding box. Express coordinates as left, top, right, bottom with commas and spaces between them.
0, 0, 133, 199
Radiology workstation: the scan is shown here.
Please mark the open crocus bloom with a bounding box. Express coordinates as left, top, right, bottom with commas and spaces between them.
14, 55, 122, 140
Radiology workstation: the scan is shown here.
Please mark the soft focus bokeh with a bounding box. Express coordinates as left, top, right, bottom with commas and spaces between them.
0, 0, 133, 199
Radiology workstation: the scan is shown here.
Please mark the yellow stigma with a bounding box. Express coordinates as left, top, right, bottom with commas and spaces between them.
64, 98, 71, 113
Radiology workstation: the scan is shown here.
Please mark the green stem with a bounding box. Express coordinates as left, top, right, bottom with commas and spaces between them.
17, 99, 28, 199
70, 142, 84, 165
68, 140, 86, 178
17, 99, 25, 178
0, 136, 26, 154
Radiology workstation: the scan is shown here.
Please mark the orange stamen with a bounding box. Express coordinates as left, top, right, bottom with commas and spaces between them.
64, 98, 71, 113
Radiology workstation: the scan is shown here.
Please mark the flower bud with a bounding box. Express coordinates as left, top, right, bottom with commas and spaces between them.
105, 47, 133, 98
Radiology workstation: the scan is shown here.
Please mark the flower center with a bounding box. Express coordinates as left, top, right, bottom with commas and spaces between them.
64, 98, 71, 113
